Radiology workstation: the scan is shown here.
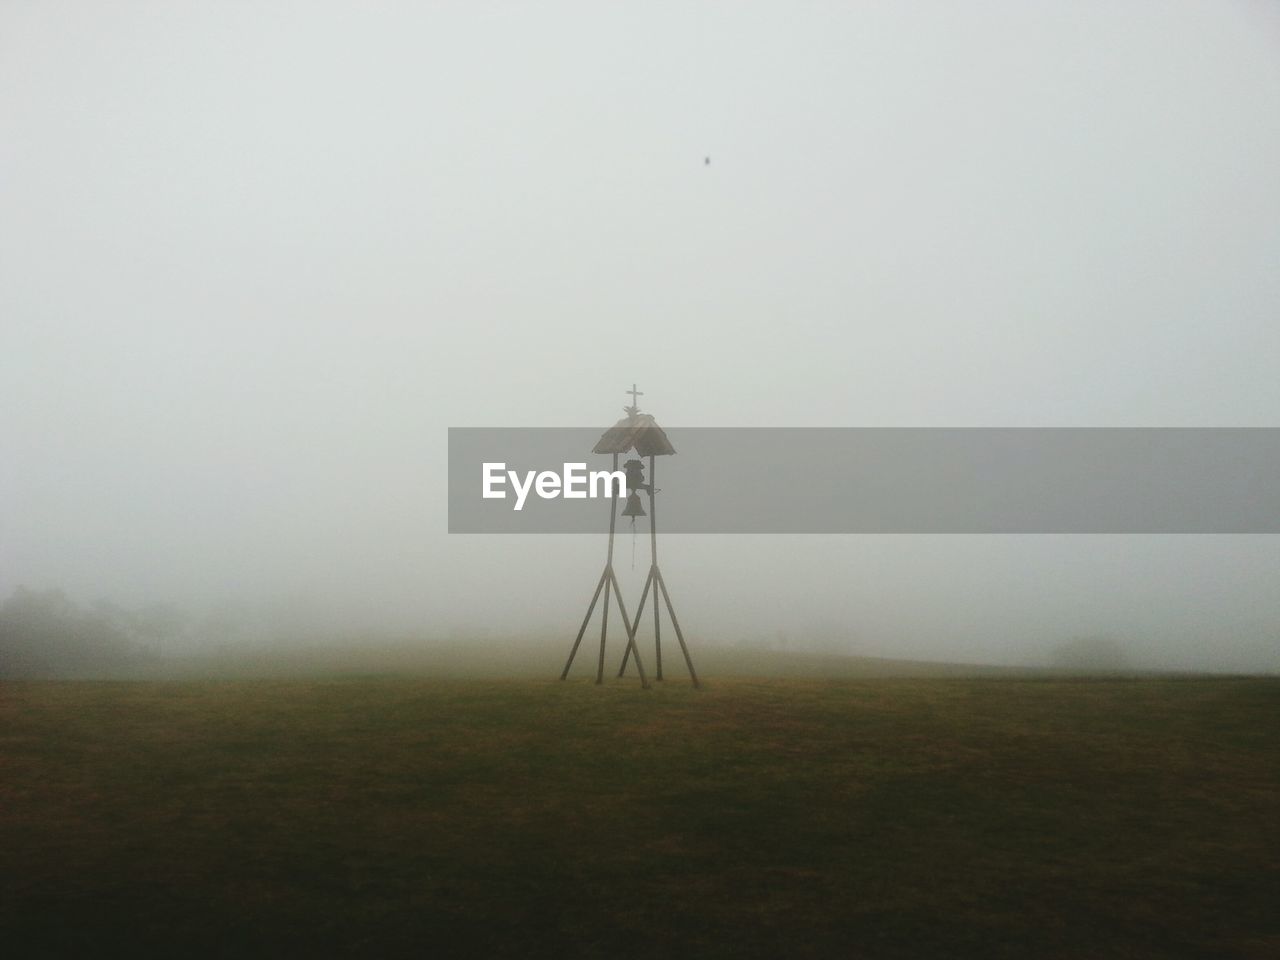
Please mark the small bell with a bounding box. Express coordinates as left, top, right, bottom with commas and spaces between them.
621, 491, 647, 518
622, 458, 647, 493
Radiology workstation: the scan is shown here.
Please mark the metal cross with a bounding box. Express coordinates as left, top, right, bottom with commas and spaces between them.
627, 383, 643, 408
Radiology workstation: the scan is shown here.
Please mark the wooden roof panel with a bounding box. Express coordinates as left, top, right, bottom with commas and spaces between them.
592, 414, 676, 456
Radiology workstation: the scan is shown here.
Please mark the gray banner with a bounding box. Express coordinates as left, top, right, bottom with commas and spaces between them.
448, 428, 1280, 533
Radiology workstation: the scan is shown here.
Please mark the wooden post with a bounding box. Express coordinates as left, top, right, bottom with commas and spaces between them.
649, 454, 663, 681
596, 575, 611, 684
609, 566, 648, 688
656, 567, 699, 688
617, 566, 652, 677
596, 453, 619, 685
561, 567, 607, 680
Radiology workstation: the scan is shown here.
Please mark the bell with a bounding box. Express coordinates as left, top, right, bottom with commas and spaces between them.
621, 491, 646, 518
623, 458, 647, 492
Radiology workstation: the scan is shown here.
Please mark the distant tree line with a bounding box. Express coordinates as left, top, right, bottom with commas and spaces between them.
0, 586, 341, 678
1049, 635, 1128, 672
0, 587, 185, 679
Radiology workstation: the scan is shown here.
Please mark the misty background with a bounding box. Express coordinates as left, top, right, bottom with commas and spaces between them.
3, 2, 1279, 674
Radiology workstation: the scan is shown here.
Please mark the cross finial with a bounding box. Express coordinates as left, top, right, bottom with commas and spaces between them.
623, 383, 644, 417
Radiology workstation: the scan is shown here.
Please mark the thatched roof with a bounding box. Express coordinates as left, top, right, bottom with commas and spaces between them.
592, 413, 676, 456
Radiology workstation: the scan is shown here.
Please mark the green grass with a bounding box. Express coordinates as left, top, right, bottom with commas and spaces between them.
2, 676, 1278, 958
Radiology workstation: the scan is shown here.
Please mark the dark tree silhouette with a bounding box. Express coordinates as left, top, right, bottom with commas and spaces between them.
0, 586, 141, 678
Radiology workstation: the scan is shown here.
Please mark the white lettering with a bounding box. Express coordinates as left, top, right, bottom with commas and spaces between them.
591, 469, 627, 499
510, 469, 537, 511
485, 463, 628, 509
563, 463, 587, 498
482, 463, 507, 499
535, 470, 561, 499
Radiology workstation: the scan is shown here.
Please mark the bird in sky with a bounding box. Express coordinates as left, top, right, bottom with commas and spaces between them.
704, 156, 710, 166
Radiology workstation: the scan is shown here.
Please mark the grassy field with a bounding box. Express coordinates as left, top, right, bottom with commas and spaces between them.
2, 675, 1277, 958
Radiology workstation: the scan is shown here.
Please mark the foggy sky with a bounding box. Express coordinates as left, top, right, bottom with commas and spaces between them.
3, 2, 1279, 671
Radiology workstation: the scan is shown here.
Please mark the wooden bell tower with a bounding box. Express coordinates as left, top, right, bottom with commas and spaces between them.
559, 386, 700, 687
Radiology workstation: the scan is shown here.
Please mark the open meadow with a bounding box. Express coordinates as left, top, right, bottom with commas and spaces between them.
2, 674, 1278, 958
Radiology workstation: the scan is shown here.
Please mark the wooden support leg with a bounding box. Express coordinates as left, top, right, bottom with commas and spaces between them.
561, 567, 608, 680
656, 567, 699, 688
648, 455, 662, 680
607, 567, 649, 688
653, 567, 663, 681
596, 568, 612, 685
618, 566, 654, 677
